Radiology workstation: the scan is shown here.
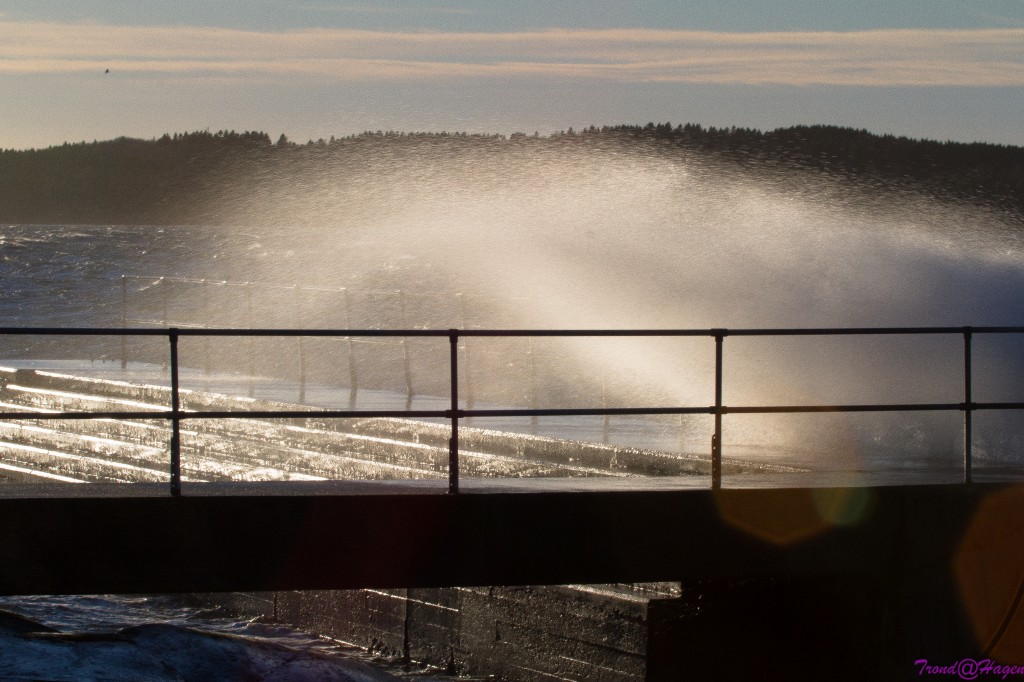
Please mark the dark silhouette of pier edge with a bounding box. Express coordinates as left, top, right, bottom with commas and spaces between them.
2, 480, 1022, 678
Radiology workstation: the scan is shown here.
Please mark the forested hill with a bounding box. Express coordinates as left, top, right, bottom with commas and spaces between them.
1, 124, 1021, 226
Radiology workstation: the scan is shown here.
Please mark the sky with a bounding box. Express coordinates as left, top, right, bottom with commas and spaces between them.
1, 0, 1023, 150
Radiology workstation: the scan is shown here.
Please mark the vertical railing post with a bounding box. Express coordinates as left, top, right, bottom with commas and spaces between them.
712, 330, 726, 490
202, 280, 211, 376
120, 276, 128, 369
398, 291, 414, 410
160, 278, 169, 370
168, 329, 182, 497
456, 293, 475, 410
245, 282, 254, 398
344, 288, 358, 409
602, 370, 610, 445
449, 330, 460, 494
964, 327, 973, 484
528, 339, 539, 434
294, 285, 306, 404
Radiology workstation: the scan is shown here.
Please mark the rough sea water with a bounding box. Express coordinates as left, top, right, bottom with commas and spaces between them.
0, 594, 455, 681
1, 140, 1023, 678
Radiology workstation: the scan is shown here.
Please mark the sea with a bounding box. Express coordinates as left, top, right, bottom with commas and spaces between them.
0, 593, 461, 681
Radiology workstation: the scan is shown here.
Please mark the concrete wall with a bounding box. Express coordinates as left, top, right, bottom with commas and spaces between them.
202, 576, 900, 681
204, 585, 655, 681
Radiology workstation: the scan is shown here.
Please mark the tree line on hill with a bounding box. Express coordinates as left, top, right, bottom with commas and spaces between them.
0, 124, 1021, 226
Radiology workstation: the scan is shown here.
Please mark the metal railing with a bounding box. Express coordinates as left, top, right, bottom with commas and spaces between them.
2, 326, 1023, 496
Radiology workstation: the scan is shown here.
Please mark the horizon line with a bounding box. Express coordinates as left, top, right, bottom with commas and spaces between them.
6, 121, 1023, 153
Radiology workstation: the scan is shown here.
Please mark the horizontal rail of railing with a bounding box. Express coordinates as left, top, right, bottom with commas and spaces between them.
8, 325, 1024, 336
2, 326, 1023, 495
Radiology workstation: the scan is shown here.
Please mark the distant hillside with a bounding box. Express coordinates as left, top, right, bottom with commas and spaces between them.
1, 125, 1021, 226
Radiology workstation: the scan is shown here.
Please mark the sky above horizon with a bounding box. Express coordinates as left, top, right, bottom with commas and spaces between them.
2, 1, 1023, 150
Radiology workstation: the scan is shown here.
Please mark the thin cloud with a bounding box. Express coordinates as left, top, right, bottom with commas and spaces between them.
305, 3, 479, 15
1, 21, 1022, 87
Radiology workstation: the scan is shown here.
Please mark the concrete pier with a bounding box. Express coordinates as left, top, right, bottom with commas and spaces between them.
2, 366, 1023, 679
2, 481, 1024, 678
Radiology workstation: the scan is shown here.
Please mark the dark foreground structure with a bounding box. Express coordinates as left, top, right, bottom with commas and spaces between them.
2, 480, 1023, 679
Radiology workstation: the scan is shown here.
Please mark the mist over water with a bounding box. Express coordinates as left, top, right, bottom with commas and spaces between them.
200, 142, 1023, 328
3, 140, 1023, 472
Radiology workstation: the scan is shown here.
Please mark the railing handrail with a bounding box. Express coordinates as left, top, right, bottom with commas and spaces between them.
3, 325, 1024, 495
5, 325, 1024, 336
